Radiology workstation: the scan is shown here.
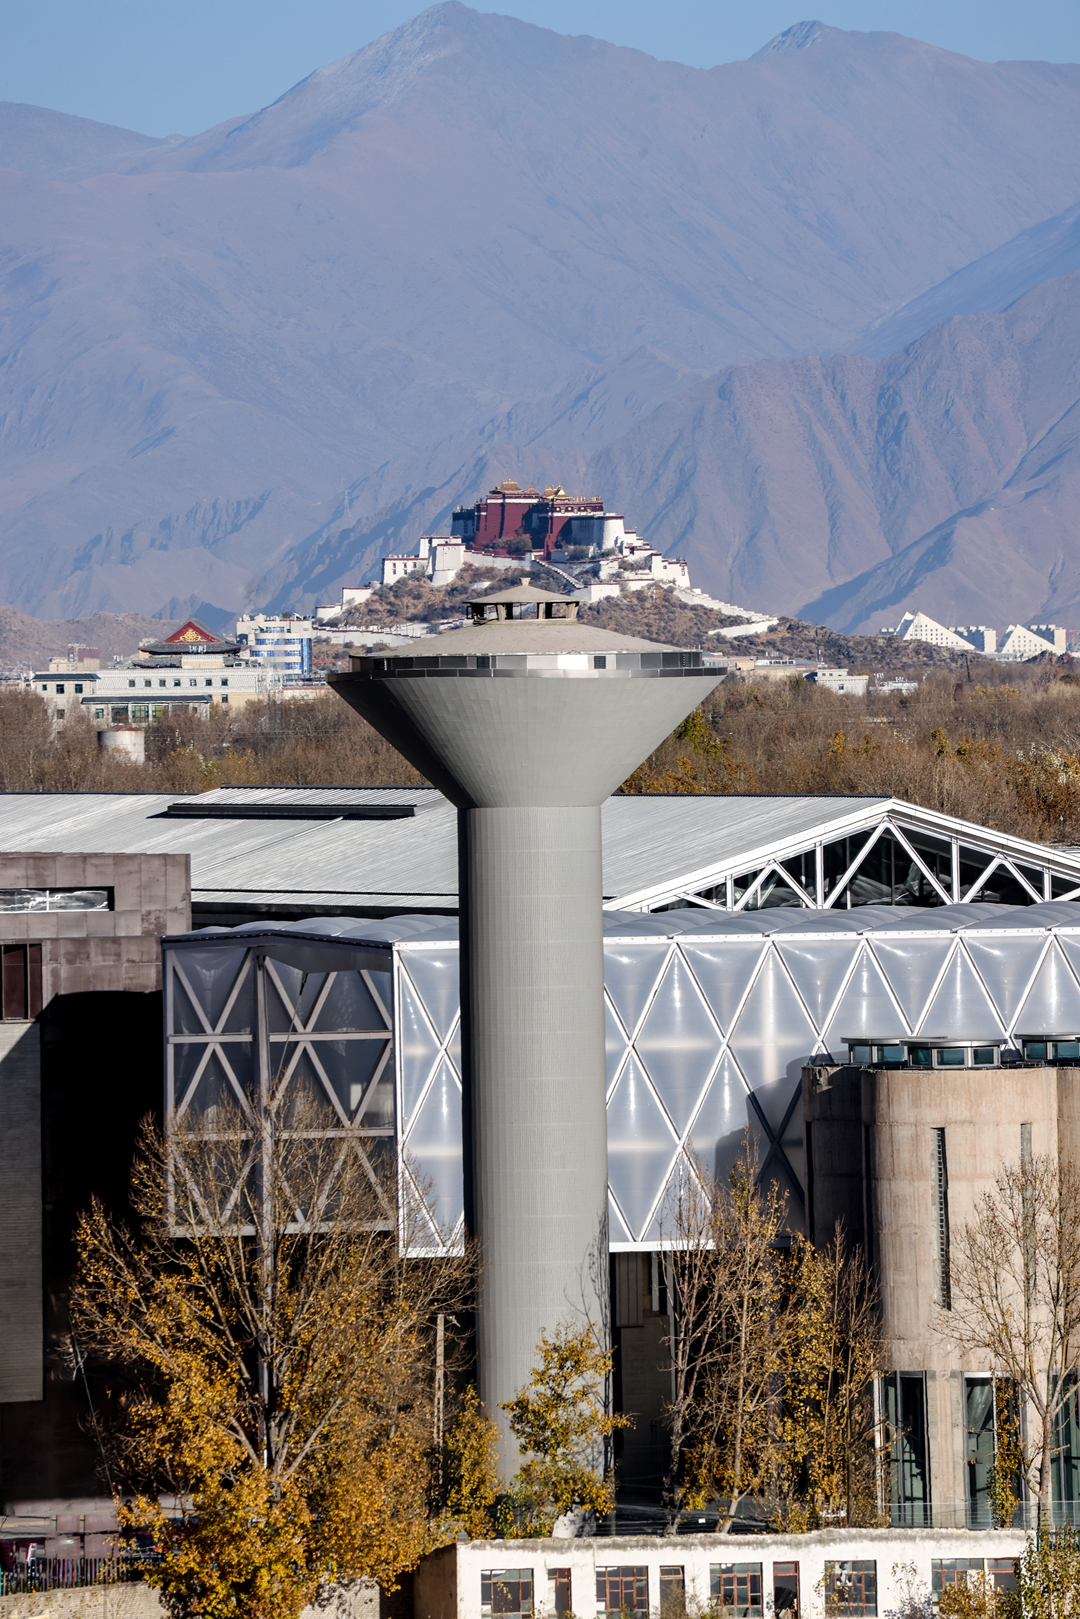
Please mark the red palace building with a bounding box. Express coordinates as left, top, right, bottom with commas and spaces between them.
451, 481, 604, 560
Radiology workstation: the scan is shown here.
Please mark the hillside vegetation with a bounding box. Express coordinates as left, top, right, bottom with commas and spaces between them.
7, 661, 1080, 846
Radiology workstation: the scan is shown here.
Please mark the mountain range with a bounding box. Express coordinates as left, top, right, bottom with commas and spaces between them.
3, 4, 1080, 630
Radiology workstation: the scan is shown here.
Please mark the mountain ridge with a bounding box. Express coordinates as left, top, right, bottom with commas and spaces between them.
3, 7, 1080, 623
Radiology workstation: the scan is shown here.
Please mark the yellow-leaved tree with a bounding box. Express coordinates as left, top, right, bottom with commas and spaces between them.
500, 1323, 628, 1536
71, 1102, 474, 1619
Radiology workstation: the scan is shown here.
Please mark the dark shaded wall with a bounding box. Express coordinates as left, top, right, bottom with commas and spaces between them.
0, 851, 190, 1510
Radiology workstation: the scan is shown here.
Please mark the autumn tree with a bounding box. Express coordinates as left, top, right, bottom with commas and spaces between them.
660, 1137, 790, 1533
72, 1101, 473, 1619
1005, 1527, 1080, 1618
500, 1323, 627, 1536
942, 1152, 1080, 1518
782, 1228, 886, 1526
442, 1386, 501, 1539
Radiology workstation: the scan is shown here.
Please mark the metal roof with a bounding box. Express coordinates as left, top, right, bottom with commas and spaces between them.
0, 787, 1078, 916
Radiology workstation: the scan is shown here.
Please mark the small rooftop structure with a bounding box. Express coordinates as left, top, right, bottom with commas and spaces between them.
138, 618, 240, 658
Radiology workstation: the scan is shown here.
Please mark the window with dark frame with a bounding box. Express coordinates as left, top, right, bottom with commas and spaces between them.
710, 1563, 764, 1617
1, 944, 42, 1020
935, 1127, 951, 1309
823, 1561, 877, 1617
773, 1562, 799, 1619
660, 1567, 685, 1616
883, 1372, 931, 1525
596, 1567, 648, 1618
548, 1568, 570, 1615
480, 1569, 534, 1618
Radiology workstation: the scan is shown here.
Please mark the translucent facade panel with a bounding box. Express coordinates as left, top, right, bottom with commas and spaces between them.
761, 1148, 803, 1214
870, 937, 955, 1029
688, 1053, 762, 1184
1015, 942, 1080, 1034
776, 940, 859, 1029
965, 937, 1049, 1024
274, 1046, 338, 1125
447, 1021, 462, 1075
730, 956, 818, 1133
682, 944, 764, 1034
175, 1045, 245, 1117
604, 946, 671, 1038
635, 955, 722, 1133
919, 950, 1005, 1039
264, 960, 305, 1032
605, 997, 629, 1089
607, 1054, 678, 1241
309, 971, 385, 1033
305, 1036, 389, 1121
360, 1065, 395, 1131
403, 1057, 464, 1233
608, 1190, 633, 1244
173, 947, 252, 1031
823, 947, 904, 1044
402, 953, 460, 1041
397, 974, 442, 1130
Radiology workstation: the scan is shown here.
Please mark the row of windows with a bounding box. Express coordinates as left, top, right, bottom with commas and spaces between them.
483, 1562, 794, 1619
43, 679, 230, 693
92, 701, 228, 722
480, 1558, 1016, 1619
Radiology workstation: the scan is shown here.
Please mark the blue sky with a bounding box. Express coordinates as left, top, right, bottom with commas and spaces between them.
4, 0, 1080, 139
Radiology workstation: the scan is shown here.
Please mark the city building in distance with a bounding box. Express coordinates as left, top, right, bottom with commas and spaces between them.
235, 611, 314, 676
882, 610, 1069, 659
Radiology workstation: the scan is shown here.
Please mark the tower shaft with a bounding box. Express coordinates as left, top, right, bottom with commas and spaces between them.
461, 805, 608, 1461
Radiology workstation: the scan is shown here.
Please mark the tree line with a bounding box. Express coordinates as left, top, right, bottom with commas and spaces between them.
8, 664, 1080, 844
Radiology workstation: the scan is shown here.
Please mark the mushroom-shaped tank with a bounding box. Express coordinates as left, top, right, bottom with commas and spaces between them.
330, 583, 721, 1464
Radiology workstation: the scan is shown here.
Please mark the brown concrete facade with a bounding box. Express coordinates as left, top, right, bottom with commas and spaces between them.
0, 851, 190, 1511
803, 1058, 1080, 1520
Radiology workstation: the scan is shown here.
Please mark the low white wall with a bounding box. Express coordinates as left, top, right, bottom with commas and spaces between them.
0, 1579, 381, 1619
415, 1526, 1029, 1619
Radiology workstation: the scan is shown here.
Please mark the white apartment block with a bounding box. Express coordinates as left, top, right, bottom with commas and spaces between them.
948, 624, 997, 654
881, 611, 974, 651
882, 611, 1068, 661
998, 622, 1066, 659
235, 613, 314, 675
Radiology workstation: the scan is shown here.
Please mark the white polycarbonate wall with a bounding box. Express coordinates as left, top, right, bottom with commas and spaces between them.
166, 904, 1080, 1254
396, 903, 1080, 1251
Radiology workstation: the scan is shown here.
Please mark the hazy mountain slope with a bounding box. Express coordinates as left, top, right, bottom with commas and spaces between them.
0, 102, 166, 177
264, 273, 1080, 632
6, 7, 1080, 617
859, 200, 1080, 357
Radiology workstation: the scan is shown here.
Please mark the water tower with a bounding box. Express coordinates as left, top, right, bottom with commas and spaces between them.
330, 584, 720, 1463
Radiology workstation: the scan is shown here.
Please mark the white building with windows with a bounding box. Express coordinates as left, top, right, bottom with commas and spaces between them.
881, 611, 979, 651
235, 612, 314, 676
998, 622, 1066, 659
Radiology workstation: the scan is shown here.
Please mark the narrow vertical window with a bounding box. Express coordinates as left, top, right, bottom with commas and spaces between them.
935, 1128, 951, 1310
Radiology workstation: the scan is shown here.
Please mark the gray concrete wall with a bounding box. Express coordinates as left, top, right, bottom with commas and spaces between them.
804, 1058, 1080, 1514
0, 1023, 41, 1404
0, 1580, 389, 1619
465, 805, 609, 1467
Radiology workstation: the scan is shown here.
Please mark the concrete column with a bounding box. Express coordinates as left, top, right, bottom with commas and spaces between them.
463, 806, 608, 1463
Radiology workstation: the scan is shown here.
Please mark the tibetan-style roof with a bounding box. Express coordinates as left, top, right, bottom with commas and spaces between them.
139, 619, 240, 656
